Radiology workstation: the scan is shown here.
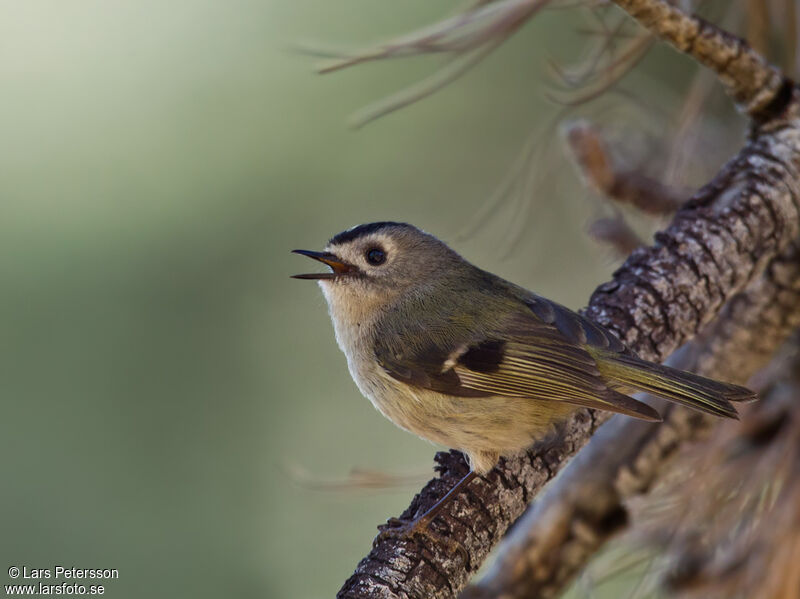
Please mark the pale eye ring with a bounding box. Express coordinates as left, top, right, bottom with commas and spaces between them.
365, 247, 386, 266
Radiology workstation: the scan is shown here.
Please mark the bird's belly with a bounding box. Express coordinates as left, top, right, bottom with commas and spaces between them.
352, 362, 572, 456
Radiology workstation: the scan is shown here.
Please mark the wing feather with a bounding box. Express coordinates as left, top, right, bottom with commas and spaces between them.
374, 298, 661, 422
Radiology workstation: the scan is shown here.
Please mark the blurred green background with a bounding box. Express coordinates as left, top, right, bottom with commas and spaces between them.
0, 1, 704, 598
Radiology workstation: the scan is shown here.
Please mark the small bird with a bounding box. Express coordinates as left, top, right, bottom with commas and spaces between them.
293, 222, 756, 533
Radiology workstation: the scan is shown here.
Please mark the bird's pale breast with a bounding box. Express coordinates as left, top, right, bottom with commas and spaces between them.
340, 327, 571, 473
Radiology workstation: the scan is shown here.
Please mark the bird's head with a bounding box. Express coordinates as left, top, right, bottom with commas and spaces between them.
292, 222, 464, 322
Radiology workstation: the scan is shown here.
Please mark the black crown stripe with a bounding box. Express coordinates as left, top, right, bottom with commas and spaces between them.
328, 222, 411, 246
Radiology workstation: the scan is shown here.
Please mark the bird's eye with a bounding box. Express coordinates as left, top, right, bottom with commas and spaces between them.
365, 247, 386, 266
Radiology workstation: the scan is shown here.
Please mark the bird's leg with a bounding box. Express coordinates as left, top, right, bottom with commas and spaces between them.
407, 469, 477, 529
375, 470, 478, 559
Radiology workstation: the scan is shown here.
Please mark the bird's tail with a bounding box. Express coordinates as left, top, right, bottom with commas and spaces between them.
589, 350, 757, 419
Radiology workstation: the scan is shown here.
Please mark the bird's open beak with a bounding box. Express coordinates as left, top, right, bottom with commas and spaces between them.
291, 249, 356, 280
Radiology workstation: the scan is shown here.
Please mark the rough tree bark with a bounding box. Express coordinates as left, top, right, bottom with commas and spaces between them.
462, 239, 800, 599
336, 1, 800, 597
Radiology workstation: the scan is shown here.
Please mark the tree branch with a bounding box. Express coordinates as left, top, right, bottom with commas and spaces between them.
338, 101, 800, 599
610, 0, 787, 118
659, 339, 800, 598
564, 121, 688, 215
461, 239, 800, 599
337, 3, 800, 598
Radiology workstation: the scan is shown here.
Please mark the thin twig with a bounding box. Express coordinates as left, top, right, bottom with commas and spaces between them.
610, 0, 786, 118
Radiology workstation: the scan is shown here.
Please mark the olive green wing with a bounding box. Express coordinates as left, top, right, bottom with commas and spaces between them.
374, 295, 662, 422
